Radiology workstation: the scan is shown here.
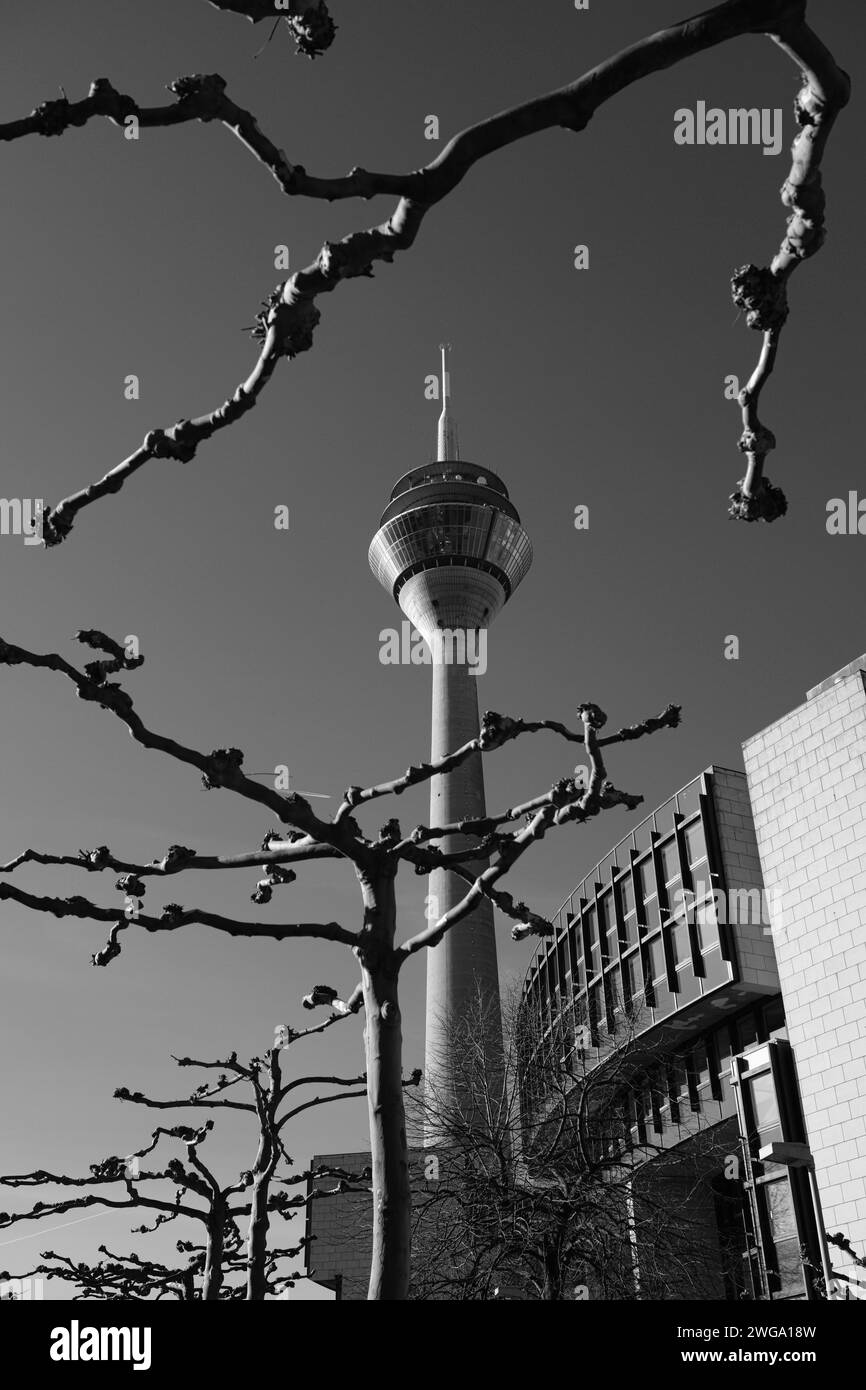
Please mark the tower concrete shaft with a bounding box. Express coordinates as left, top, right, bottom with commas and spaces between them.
368, 346, 532, 1130
425, 654, 501, 1121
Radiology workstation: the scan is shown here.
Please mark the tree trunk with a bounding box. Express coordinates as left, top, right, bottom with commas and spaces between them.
202, 1208, 225, 1301
361, 867, 411, 1299
246, 1176, 271, 1300
541, 1236, 565, 1301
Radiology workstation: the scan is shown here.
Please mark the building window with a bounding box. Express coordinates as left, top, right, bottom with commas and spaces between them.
567, 914, 580, 981
659, 835, 681, 887
584, 907, 600, 980
670, 1058, 689, 1124
691, 1040, 714, 1111
622, 951, 642, 1009
646, 936, 673, 1016
700, 943, 730, 991
598, 892, 618, 964
544, 957, 559, 1024
683, 818, 707, 868
574, 996, 591, 1054
760, 1183, 802, 1299
636, 858, 660, 930
734, 1044, 819, 1301
556, 935, 569, 1000
588, 982, 604, 1046
680, 973, 702, 1008
633, 820, 654, 855
630, 1086, 650, 1146
649, 1069, 665, 1134
616, 873, 638, 947
691, 862, 715, 906
677, 781, 702, 820
604, 966, 621, 1031
715, 1024, 735, 1107
748, 1070, 782, 1143
596, 850, 622, 888
574, 954, 586, 995
669, 919, 691, 968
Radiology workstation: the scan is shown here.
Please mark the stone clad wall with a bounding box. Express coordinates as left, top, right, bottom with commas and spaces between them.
743, 663, 866, 1287
711, 767, 780, 994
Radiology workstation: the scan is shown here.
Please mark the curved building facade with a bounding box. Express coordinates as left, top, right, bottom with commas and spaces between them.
520, 766, 827, 1301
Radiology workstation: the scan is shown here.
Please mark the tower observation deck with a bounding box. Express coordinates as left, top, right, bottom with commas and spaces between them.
368, 346, 533, 1129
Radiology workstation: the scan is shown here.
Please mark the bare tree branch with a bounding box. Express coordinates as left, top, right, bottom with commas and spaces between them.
399, 702, 673, 956
0, 1, 846, 543
338, 704, 680, 823
206, 0, 337, 60
0, 630, 361, 859
115, 1089, 257, 1116
0, 837, 339, 880
277, 1070, 420, 1130
0, 1247, 201, 1301
0, 879, 355, 962
729, 17, 850, 520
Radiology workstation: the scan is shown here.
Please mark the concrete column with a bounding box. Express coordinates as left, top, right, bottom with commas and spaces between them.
424, 653, 502, 1129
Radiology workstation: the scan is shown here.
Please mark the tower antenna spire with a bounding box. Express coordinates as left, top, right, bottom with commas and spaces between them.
437, 342, 460, 463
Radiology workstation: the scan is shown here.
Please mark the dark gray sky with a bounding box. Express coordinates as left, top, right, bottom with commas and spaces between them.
0, 0, 863, 1293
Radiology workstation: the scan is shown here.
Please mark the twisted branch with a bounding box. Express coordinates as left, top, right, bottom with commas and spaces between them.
0, 879, 354, 965
0, 630, 359, 858
0, 837, 339, 880
0, 1, 846, 542
398, 703, 665, 956
348, 703, 679, 827
729, 18, 850, 520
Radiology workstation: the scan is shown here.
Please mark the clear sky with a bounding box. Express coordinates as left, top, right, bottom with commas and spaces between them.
0, 0, 863, 1294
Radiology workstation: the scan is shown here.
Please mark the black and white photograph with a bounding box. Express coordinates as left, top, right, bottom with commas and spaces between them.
0, 0, 863, 1370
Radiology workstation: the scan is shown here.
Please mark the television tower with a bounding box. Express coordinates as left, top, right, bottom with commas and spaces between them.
368, 346, 533, 1121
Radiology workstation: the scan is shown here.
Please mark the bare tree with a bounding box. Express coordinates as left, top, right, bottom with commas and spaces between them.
0, 629, 679, 1297
2, 1245, 203, 1302
9, 1231, 330, 1301
0, 0, 849, 543
113, 1040, 417, 1298
0, 1040, 389, 1300
408, 986, 746, 1301
0, 1123, 248, 1300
